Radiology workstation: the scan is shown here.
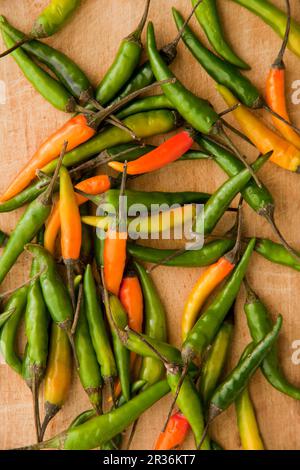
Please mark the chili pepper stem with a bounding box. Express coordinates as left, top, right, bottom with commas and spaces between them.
71, 282, 83, 335
162, 363, 189, 434
171, 0, 204, 50
31, 371, 42, 443
196, 406, 221, 451
259, 205, 300, 264
0, 268, 45, 300
0, 36, 29, 59
262, 104, 300, 135
272, 0, 291, 68
218, 103, 240, 118
219, 119, 255, 147
40, 403, 61, 442
131, 0, 151, 41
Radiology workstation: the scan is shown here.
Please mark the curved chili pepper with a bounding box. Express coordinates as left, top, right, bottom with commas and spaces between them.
199, 313, 234, 407
40, 322, 72, 441
217, 85, 300, 173
244, 280, 300, 401
205, 317, 282, 428
0, 16, 93, 105
182, 238, 255, 365
22, 229, 49, 441
59, 166, 82, 308
0, 151, 63, 284
18, 380, 170, 450
42, 110, 180, 174
95, 0, 150, 105
134, 261, 167, 386
84, 264, 117, 386
231, 0, 300, 59
0, 286, 28, 375
74, 293, 103, 414
109, 129, 196, 175
191, 0, 249, 69
0, 27, 77, 113
255, 238, 300, 272
235, 344, 264, 451
116, 95, 174, 120
0, 115, 95, 203
154, 412, 190, 450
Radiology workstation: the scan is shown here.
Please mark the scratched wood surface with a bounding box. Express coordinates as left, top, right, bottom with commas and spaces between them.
1, 0, 300, 451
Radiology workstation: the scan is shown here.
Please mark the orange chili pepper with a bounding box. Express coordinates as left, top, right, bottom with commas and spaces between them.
103, 229, 127, 296
44, 175, 110, 256
0, 114, 96, 202
154, 412, 190, 450
217, 84, 300, 172
108, 129, 195, 175
265, 1, 300, 150
119, 269, 144, 367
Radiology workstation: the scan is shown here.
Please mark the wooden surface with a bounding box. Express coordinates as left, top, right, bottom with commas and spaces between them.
1, 0, 300, 451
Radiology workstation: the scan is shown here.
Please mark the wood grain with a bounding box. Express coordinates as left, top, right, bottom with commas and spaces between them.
1, 0, 300, 450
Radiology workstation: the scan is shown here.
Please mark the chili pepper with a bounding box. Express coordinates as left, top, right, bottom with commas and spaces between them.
104, 230, 127, 297
119, 267, 143, 368
147, 22, 218, 135
182, 210, 242, 341
182, 238, 256, 365
116, 95, 174, 120
217, 85, 300, 173
244, 280, 300, 401
74, 290, 103, 414
0, 147, 64, 284
59, 166, 81, 308
231, 0, 300, 59
191, 0, 249, 69
106, 296, 131, 403
84, 264, 117, 387
22, 229, 49, 441
199, 312, 234, 407
40, 322, 72, 441
127, 239, 234, 267
133, 261, 167, 386
42, 110, 180, 175
109, 128, 196, 175
18, 379, 170, 450
95, 0, 150, 105
0, 27, 77, 113
204, 153, 269, 236
25, 244, 76, 363
0, 286, 28, 375
206, 317, 282, 422
0, 16, 93, 105
255, 238, 300, 272
0, 115, 96, 203
266, 1, 300, 149
154, 412, 190, 450
0, 0, 81, 59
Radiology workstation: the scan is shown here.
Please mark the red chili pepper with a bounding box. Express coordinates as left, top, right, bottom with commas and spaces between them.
154, 412, 190, 450
108, 129, 195, 175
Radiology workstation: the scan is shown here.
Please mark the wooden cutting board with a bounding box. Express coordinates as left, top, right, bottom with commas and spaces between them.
1, 0, 300, 451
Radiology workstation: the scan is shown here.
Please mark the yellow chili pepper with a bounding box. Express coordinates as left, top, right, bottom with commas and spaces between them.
235, 387, 264, 450
217, 84, 300, 172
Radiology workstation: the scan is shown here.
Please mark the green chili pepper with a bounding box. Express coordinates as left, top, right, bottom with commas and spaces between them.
74, 294, 103, 413
191, 0, 250, 69
207, 316, 282, 424
84, 264, 117, 383
0, 287, 28, 375
255, 238, 300, 272
109, 296, 131, 402
244, 281, 300, 401
116, 95, 174, 119
203, 153, 270, 235
32, 0, 81, 38
182, 238, 256, 364
25, 244, 74, 347
231, 0, 300, 59
173, 9, 259, 108
127, 239, 235, 267
167, 370, 210, 450
133, 261, 167, 386
0, 26, 76, 113
95, 0, 150, 105
0, 178, 50, 214
0, 161, 61, 285
20, 380, 170, 450
199, 312, 233, 407
42, 110, 180, 174
147, 22, 219, 134
0, 16, 93, 105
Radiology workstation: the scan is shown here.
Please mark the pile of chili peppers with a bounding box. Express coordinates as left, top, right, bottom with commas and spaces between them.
0, 0, 300, 451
